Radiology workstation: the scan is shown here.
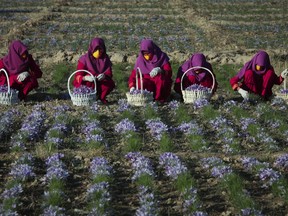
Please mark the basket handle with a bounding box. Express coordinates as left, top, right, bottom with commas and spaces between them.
0, 68, 11, 94
67, 70, 97, 96
180, 66, 215, 91
136, 67, 143, 93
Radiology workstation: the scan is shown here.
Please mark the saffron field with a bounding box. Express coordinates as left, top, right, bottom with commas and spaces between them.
0, 0, 288, 215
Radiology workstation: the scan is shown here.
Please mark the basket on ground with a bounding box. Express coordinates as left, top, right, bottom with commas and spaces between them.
68, 70, 97, 106
0, 69, 20, 105
126, 67, 153, 106
276, 77, 288, 101
181, 66, 215, 104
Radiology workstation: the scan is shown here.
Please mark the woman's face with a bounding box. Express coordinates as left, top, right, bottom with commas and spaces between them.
92, 47, 104, 59
142, 51, 153, 61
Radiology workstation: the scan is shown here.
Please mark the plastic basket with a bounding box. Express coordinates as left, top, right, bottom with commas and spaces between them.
276, 77, 288, 101
68, 70, 97, 106
181, 66, 215, 104
126, 67, 153, 106
0, 69, 20, 105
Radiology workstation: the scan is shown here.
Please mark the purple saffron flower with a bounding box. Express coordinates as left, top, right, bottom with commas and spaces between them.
117, 99, 130, 112
200, 157, 223, 169
125, 152, 155, 181
193, 98, 209, 109
258, 168, 280, 188
115, 118, 136, 134
9, 164, 35, 181
240, 156, 267, 172
211, 166, 232, 178
43, 205, 65, 216
274, 154, 288, 170
145, 118, 168, 141
90, 157, 112, 178
177, 121, 203, 135
159, 152, 187, 179
168, 100, 180, 111
45, 153, 68, 181
129, 89, 152, 95
136, 186, 157, 216
1, 184, 23, 200
73, 85, 94, 95
241, 208, 263, 216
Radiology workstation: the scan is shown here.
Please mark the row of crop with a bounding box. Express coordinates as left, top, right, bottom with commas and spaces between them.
1, 98, 287, 157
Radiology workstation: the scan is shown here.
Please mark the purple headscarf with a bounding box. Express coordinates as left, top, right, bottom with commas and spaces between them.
3, 40, 29, 75
134, 39, 170, 74
237, 50, 271, 79
79, 38, 112, 75
180, 53, 212, 81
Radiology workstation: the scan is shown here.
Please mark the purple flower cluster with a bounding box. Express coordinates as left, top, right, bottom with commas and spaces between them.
52, 105, 72, 118
1, 184, 23, 201
125, 152, 155, 181
115, 118, 136, 134
241, 208, 263, 216
90, 157, 112, 179
181, 187, 200, 214
45, 122, 68, 148
73, 85, 94, 95
117, 99, 130, 112
193, 98, 209, 109
19, 107, 47, 141
168, 100, 180, 111
271, 97, 287, 110
159, 152, 187, 180
45, 153, 69, 181
211, 166, 233, 179
145, 118, 168, 141
135, 185, 158, 216
87, 157, 111, 215
129, 89, 152, 95
0, 84, 18, 93
185, 84, 210, 92
209, 116, 232, 129
273, 154, 288, 170
258, 168, 281, 188
0, 109, 20, 140
280, 89, 288, 94
10, 164, 35, 181
0, 183, 23, 214
239, 118, 257, 131
82, 120, 104, 145
9, 153, 35, 181
90, 102, 99, 112
43, 205, 65, 216
240, 156, 265, 172
177, 121, 203, 135
200, 157, 224, 169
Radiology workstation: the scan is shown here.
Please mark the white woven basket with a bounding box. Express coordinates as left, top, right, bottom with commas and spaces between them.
181, 66, 215, 104
0, 69, 20, 105
276, 77, 288, 101
68, 70, 97, 106
126, 67, 153, 106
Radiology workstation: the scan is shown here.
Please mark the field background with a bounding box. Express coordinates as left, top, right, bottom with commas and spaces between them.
0, 0, 288, 215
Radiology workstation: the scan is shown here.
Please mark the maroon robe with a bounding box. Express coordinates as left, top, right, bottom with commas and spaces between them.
0, 41, 42, 100
174, 53, 217, 96
128, 39, 172, 102
72, 38, 115, 103
230, 51, 283, 99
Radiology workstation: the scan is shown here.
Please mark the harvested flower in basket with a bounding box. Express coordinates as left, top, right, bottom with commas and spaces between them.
0, 85, 18, 94
72, 85, 94, 95
129, 89, 152, 95
185, 84, 211, 92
